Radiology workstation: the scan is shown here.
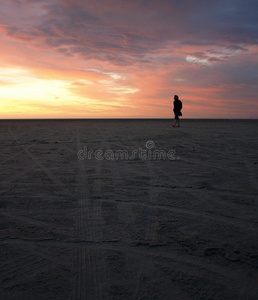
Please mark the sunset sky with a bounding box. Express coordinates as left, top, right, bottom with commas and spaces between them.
0, 0, 257, 118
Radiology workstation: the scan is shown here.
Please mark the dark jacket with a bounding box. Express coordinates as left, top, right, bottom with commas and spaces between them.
173, 99, 182, 112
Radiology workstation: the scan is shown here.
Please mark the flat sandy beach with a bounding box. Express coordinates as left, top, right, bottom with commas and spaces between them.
0, 119, 257, 300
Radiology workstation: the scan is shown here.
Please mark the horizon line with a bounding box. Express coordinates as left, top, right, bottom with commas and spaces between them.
0, 118, 257, 121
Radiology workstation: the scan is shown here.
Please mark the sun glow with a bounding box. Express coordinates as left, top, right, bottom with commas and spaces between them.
0, 67, 70, 101
0, 67, 101, 118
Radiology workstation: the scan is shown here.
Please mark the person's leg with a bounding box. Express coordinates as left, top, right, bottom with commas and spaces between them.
176, 118, 180, 127
173, 113, 178, 127
173, 114, 177, 127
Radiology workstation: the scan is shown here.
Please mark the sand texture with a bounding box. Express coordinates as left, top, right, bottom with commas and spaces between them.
0, 119, 258, 300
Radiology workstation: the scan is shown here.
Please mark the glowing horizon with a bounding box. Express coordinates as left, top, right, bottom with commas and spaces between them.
0, 0, 257, 119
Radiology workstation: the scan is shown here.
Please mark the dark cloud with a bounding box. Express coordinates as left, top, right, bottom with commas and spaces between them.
1, 0, 257, 65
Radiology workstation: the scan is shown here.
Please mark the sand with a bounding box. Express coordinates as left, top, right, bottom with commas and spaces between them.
0, 119, 257, 300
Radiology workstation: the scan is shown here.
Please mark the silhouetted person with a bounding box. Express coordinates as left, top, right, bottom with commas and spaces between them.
173, 95, 182, 127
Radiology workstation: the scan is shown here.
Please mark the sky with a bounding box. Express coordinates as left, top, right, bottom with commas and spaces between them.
0, 0, 257, 119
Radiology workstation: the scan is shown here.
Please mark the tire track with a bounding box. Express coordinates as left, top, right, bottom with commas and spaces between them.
8, 126, 72, 197
2, 237, 257, 282
1, 122, 77, 297
233, 146, 258, 210
88, 126, 258, 299
1, 123, 61, 164
1, 255, 49, 289
73, 128, 108, 300
93, 126, 136, 232
91, 129, 164, 298
0, 211, 72, 238
142, 159, 258, 231
90, 125, 199, 297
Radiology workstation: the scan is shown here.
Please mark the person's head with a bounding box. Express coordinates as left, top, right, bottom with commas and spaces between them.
174, 95, 179, 101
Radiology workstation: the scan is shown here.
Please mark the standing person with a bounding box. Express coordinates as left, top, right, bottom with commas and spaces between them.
173, 95, 182, 127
